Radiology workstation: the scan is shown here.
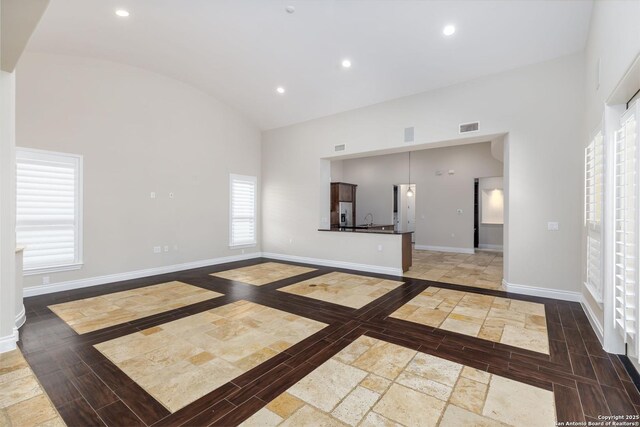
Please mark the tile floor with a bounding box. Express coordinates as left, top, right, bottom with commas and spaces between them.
211, 262, 316, 286
242, 335, 556, 427
390, 287, 549, 354
49, 281, 223, 334
95, 300, 327, 412
0, 349, 65, 427
405, 250, 503, 290
13, 259, 638, 425
278, 272, 404, 309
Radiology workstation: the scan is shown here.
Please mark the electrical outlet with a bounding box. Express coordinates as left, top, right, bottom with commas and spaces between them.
377, 244, 383, 252
42, 276, 50, 285
164, 246, 169, 252
547, 222, 559, 231
153, 246, 161, 253
150, 192, 156, 199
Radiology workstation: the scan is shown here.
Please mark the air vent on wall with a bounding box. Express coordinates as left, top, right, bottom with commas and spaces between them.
334, 144, 346, 152
404, 127, 415, 143
459, 122, 479, 134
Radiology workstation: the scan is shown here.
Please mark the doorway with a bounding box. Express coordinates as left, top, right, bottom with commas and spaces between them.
475, 176, 504, 251
474, 179, 479, 248
393, 184, 416, 243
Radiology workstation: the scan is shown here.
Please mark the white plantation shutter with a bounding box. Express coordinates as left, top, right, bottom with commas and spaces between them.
229, 174, 257, 247
614, 101, 639, 356
585, 130, 604, 302
16, 149, 83, 272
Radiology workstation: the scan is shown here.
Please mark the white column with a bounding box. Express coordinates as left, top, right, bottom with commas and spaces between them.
0, 70, 18, 353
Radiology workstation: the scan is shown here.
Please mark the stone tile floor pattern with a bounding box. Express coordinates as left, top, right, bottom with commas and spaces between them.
241, 335, 556, 427
277, 272, 404, 309
0, 348, 65, 427
405, 250, 503, 290
211, 262, 316, 286
391, 287, 549, 354
48, 281, 223, 334
95, 300, 327, 412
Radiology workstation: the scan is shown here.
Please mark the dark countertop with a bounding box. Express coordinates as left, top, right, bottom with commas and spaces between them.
318, 227, 413, 235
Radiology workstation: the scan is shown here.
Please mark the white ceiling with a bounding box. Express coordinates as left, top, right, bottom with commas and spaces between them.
25, 0, 593, 130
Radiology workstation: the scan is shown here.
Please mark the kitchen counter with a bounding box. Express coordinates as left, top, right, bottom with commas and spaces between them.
318, 226, 409, 235
318, 227, 413, 272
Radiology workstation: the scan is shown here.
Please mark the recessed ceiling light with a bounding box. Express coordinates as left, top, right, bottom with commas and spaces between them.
276, 87, 286, 94
115, 9, 130, 17
341, 59, 352, 68
443, 25, 456, 36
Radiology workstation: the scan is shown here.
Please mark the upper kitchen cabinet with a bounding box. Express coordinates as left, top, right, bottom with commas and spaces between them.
330, 182, 357, 227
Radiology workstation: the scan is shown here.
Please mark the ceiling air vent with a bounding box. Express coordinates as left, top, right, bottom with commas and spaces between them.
404, 127, 415, 143
459, 122, 479, 134
334, 144, 346, 152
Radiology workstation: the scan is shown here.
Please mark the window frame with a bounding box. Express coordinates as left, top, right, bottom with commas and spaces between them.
229, 173, 257, 249
16, 147, 84, 275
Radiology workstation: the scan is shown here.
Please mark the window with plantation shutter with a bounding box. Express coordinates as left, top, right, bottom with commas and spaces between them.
16, 148, 83, 274
614, 101, 639, 357
585, 130, 604, 302
229, 174, 257, 247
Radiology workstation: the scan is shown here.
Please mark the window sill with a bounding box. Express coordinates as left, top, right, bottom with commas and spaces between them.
23, 263, 83, 276
584, 281, 604, 307
229, 243, 257, 249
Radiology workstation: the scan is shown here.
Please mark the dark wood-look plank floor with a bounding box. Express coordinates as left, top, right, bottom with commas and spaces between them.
17, 257, 640, 426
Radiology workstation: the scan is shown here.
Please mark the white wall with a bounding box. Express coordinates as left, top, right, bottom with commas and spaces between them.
478, 176, 504, 250
263, 53, 584, 293
582, 1, 640, 343
16, 53, 262, 290
339, 142, 503, 251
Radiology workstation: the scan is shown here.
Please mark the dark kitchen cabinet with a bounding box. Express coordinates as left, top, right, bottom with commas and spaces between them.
330, 182, 357, 227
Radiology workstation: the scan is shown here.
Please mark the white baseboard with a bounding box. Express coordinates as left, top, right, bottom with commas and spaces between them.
262, 252, 403, 277
15, 305, 25, 329
414, 245, 475, 254
502, 279, 582, 302
23, 252, 262, 297
580, 296, 604, 345
477, 244, 503, 251
0, 329, 18, 354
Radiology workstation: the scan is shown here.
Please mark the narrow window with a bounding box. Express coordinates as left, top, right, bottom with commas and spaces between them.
584, 130, 604, 302
229, 174, 257, 247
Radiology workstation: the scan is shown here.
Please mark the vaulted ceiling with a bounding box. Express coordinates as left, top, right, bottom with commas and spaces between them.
25, 0, 593, 129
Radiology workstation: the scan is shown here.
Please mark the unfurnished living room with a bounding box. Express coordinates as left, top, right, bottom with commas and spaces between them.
1, 0, 640, 426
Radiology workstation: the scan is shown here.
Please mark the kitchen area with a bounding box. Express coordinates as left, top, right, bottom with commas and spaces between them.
320, 181, 414, 272
320, 141, 504, 278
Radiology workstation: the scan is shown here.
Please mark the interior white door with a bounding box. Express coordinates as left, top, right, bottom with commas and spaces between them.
397, 184, 416, 241
406, 185, 416, 233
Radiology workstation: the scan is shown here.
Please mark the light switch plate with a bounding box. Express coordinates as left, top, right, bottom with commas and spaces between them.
547, 222, 559, 231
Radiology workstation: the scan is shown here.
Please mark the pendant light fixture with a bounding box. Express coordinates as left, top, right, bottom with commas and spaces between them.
406, 151, 414, 197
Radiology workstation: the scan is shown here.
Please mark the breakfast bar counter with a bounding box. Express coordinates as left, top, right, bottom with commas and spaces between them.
318, 227, 413, 272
